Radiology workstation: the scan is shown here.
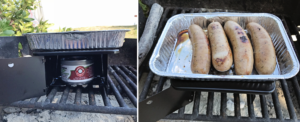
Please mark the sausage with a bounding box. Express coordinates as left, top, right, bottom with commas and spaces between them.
188, 24, 211, 74
246, 22, 276, 74
207, 17, 239, 24
208, 22, 233, 72
193, 17, 207, 27
224, 21, 254, 75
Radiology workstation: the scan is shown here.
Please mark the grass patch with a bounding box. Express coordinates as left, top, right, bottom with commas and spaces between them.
48, 25, 137, 39
139, 0, 149, 16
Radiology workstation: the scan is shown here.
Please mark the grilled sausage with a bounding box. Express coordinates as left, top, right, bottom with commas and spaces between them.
246, 22, 276, 74
193, 17, 207, 27
224, 21, 254, 75
208, 22, 233, 72
188, 24, 211, 74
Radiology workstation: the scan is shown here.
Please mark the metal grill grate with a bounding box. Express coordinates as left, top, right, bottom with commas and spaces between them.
139, 7, 300, 122
6, 65, 137, 115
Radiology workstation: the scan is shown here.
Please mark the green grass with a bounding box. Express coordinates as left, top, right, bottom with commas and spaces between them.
139, 0, 149, 16
48, 25, 137, 39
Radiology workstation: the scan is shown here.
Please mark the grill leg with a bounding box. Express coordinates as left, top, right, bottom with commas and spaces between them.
139, 87, 194, 122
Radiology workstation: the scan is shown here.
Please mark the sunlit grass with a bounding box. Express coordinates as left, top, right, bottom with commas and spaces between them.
48, 25, 137, 39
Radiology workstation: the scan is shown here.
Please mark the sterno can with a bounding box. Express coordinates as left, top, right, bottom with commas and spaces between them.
61, 57, 94, 85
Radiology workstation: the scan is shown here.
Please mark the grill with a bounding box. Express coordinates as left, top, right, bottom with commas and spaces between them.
0, 37, 137, 120
139, 6, 300, 122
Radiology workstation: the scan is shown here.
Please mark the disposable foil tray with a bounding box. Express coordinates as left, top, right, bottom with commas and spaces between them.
149, 13, 299, 81
25, 30, 129, 50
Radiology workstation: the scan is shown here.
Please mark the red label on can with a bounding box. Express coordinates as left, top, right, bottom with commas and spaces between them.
69, 65, 93, 80
75, 66, 85, 77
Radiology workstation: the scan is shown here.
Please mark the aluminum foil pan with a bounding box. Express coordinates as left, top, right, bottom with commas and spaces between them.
149, 13, 299, 81
24, 29, 129, 50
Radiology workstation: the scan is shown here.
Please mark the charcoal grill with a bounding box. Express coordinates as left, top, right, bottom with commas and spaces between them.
139, 2, 300, 122
0, 37, 137, 120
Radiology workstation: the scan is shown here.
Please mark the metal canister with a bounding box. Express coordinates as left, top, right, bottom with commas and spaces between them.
61, 57, 94, 85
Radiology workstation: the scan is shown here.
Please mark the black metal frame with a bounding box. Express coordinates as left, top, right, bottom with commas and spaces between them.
139, 7, 300, 122
41, 50, 112, 87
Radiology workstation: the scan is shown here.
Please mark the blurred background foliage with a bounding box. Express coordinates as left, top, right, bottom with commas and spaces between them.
0, 0, 54, 36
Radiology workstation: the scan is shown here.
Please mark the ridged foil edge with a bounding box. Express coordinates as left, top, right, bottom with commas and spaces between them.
25, 29, 129, 50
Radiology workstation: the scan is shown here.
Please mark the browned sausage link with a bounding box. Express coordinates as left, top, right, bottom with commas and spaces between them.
188, 24, 211, 74
224, 21, 254, 75
208, 22, 233, 72
246, 22, 276, 74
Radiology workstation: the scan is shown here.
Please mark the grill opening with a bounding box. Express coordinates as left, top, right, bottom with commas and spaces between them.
139, 7, 300, 122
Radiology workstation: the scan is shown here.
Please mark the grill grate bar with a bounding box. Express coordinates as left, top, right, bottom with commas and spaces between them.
45, 87, 58, 103
292, 77, 300, 110
74, 87, 82, 105
9, 100, 136, 115
120, 66, 137, 82
30, 97, 39, 103
100, 87, 111, 107
155, 7, 170, 40
107, 74, 129, 108
198, 8, 202, 13
260, 95, 269, 119
291, 22, 300, 59
110, 78, 123, 93
281, 16, 300, 59
139, 71, 154, 102
234, 93, 241, 118
247, 94, 255, 119
112, 66, 137, 92
206, 92, 214, 117
272, 88, 284, 120
190, 9, 195, 13
171, 8, 178, 16
221, 93, 227, 118
109, 66, 137, 107
181, 9, 185, 13
178, 107, 185, 118
109, 66, 134, 95
59, 86, 70, 104
192, 91, 201, 118
155, 77, 166, 94
88, 89, 96, 106
280, 79, 298, 121
127, 66, 137, 75
290, 20, 300, 41
165, 114, 295, 122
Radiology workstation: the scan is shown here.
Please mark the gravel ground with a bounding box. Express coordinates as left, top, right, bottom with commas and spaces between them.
3, 109, 135, 122
2, 91, 136, 122
139, 74, 294, 121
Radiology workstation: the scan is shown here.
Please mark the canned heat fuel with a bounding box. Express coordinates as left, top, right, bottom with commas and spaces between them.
61, 57, 94, 85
